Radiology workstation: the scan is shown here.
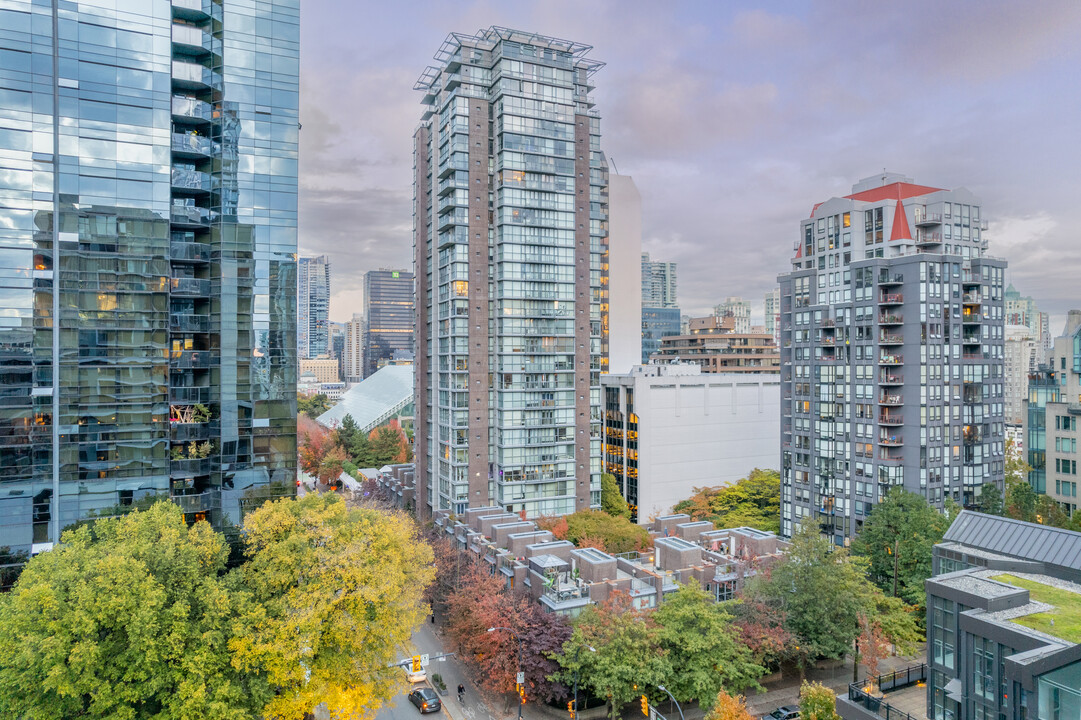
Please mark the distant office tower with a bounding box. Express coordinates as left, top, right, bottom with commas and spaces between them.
602, 365, 780, 523
608, 174, 642, 374
641, 307, 682, 363
0, 0, 299, 561
715, 297, 752, 334
652, 315, 780, 372
779, 173, 1006, 543
329, 321, 346, 378
344, 313, 365, 383
764, 288, 781, 341
1005, 284, 1051, 360
1025, 310, 1081, 516
413, 28, 607, 519
641, 253, 678, 308
1004, 325, 1037, 425
298, 255, 331, 359
363, 269, 413, 378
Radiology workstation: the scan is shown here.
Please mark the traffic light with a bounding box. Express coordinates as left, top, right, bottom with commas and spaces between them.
518, 685, 526, 704
411, 655, 421, 672
567, 700, 575, 717
640, 695, 648, 716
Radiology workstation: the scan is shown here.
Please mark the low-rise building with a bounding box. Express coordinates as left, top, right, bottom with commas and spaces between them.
300, 356, 341, 384
432, 509, 788, 617
650, 315, 780, 373
602, 364, 780, 522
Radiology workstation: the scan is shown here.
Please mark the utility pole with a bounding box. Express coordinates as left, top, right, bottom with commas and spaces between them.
892, 537, 899, 598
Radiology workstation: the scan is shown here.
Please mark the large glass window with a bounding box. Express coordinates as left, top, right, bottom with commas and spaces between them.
1037, 659, 1081, 720
931, 596, 956, 670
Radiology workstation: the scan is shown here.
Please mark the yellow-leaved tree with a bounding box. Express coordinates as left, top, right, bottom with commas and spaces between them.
230, 493, 435, 719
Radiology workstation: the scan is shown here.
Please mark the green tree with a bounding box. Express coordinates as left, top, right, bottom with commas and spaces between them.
336, 413, 360, 451
231, 494, 434, 719
556, 592, 670, 720
297, 392, 330, 417
799, 681, 841, 720
979, 482, 1004, 515
563, 510, 652, 554
672, 469, 781, 532
850, 488, 951, 609
742, 522, 920, 673
1036, 494, 1069, 527
0, 503, 262, 719
600, 473, 631, 519
1006, 481, 1037, 522
654, 584, 764, 706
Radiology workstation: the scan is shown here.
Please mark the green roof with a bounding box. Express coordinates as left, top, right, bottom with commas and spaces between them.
991, 574, 1081, 644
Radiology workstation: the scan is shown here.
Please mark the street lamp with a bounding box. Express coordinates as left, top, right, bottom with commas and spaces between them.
487, 626, 524, 720
572, 645, 596, 720
656, 685, 685, 720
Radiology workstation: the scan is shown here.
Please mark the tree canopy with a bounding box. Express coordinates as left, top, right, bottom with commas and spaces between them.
542, 510, 652, 554
600, 473, 631, 519
0, 496, 435, 720
297, 392, 330, 417
671, 469, 781, 532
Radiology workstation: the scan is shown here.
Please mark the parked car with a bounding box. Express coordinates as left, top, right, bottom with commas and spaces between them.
762, 706, 800, 720
409, 687, 441, 714
406, 667, 426, 684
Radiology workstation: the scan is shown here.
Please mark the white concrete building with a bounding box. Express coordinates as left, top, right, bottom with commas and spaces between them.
608, 174, 643, 375
714, 296, 751, 334
344, 313, 365, 383
1005, 324, 1037, 425
601, 364, 780, 524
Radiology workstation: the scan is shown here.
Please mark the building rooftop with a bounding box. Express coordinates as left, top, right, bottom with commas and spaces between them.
990, 572, 1081, 644
315, 365, 413, 433
943, 511, 1081, 575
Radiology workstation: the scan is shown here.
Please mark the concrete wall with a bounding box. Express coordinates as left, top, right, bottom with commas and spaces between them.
607, 174, 642, 375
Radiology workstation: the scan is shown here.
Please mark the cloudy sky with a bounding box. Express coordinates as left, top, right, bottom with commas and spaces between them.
299, 0, 1081, 330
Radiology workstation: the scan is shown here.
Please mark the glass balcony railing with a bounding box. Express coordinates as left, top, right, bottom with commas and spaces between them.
171, 60, 221, 90
172, 490, 219, 514
171, 132, 219, 157
169, 457, 212, 478
169, 314, 210, 333
169, 241, 210, 262
170, 349, 210, 368
171, 0, 217, 20
171, 167, 218, 192
170, 205, 216, 227
170, 386, 210, 404
171, 23, 213, 54
170, 420, 218, 442
170, 277, 211, 296
172, 95, 215, 123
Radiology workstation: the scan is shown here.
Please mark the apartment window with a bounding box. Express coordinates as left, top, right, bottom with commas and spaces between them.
931, 596, 956, 671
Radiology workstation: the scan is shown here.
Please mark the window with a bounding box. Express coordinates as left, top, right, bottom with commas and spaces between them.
931, 596, 956, 671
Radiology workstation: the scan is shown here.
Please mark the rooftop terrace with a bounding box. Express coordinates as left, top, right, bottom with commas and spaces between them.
991, 573, 1081, 643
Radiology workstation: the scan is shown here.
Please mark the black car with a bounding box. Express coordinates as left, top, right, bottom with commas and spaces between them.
409, 687, 441, 714
763, 706, 800, 720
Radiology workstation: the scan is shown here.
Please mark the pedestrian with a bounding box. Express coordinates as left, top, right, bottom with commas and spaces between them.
457, 683, 465, 703
430, 613, 435, 624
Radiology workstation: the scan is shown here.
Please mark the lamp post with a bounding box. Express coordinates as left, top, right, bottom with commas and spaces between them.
656, 685, 685, 720
487, 626, 524, 720
572, 645, 596, 720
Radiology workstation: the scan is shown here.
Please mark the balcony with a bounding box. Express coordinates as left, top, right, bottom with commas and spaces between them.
170, 313, 210, 333
171, 60, 222, 91
878, 273, 903, 286
878, 394, 903, 406
819, 336, 835, 346
172, 95, 215, 124
171, 167, 218, 194
170, 241, 210, 263
962, 292, 982, 304
170, 349, 210, 368
879, 314, 903, 326
171, 0, 217, 22
878, 293, 903, 305
171, 132, 219, 159
915, 212, 943, 227
172, 490, 219, 514
961, 312, 981, 325
878, 354, 903, 366
170, 386, 210, 404
962, 333, 981, 345
170, 420, 217, 442
169, 457, 211, 478
171, 22, 214, 56
170, 205, 216, 228
170, 277, 211, 297
879, 333, 903, 345
916, 231, 943, 248
879, 413, 903, 426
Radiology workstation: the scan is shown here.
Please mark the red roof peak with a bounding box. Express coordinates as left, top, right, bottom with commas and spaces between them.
889, 198, 911, 241
844, 181, 943, 203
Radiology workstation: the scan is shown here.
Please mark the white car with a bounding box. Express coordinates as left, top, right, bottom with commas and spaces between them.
406, 668, 426, 684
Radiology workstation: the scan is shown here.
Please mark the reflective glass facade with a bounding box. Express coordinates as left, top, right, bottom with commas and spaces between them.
363, 268, 413, 377
297, 253, 329, 358
0, 0, 298, 569
413, 27, 608, 520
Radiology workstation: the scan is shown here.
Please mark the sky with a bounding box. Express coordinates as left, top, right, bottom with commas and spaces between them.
298, 0, 1081, 330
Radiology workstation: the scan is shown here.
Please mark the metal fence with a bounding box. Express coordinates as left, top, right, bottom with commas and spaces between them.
847, 663, 927, 720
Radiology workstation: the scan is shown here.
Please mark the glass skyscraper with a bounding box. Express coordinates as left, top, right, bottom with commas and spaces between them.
413, 27, 608, 519
363, 268, 413, 377
0, 0, 299, 569
298, 253, 330, 359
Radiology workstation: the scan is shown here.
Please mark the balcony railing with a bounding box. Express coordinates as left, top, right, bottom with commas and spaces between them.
915, 212, 942, 226
879, 413, 903, 426
171, 132, 219, 158
880, 436, 903, 446
878, 394, 903, 405
170, 205, 216, 227
170, 241, 210, 263
170, 314, 210, 333
171, 95, 214, 123
170, 277, 211, 296
171, 0, 217, 21
169, 457, 211, 477
846, 664, 928, 720
878, 293, 903, 304
916, 231, 942, 245
879, 334, 903, 344
170, 420, 218, 442
879, 314, 903, 325
879, 354, 903, 366
172, 490, 219, 514
171, 60, 222, 90
171, 167, 218, 193
170, 386, 210, 404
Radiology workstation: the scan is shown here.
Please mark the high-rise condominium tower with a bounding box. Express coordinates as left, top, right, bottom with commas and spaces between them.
413, 27, 608, 519
779, 173, 1006, 543
298, 254, 330, 359
764, 288, 781, 340
641, 253, 677, 308
344, 313, 365, 383
0, 0, 299, 559
363, 269, 414, 377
